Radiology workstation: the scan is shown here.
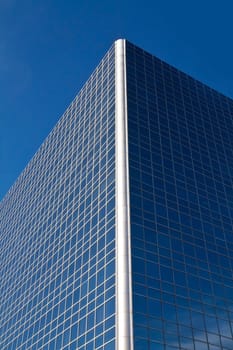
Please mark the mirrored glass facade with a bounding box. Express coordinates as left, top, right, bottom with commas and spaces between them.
0, 45, 115, 350
1, 39, 233, 350
127, 41, 233, 350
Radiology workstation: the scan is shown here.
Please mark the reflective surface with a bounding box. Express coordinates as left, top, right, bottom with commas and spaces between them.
127, 41, 233, 350
0, 45, 116, 350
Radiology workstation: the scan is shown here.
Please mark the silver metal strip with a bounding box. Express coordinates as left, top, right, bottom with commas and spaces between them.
115, 38, 134, 350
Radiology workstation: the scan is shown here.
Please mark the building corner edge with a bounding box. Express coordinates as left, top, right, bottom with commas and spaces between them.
115, 39, 134, 350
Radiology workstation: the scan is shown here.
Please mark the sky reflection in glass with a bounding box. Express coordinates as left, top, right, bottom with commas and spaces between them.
127, 41, 233, 350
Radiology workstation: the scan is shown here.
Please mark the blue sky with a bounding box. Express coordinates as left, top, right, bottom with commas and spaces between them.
1, 0, 233, 200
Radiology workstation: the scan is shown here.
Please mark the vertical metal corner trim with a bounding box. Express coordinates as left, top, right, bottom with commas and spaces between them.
115, 39, 134, 350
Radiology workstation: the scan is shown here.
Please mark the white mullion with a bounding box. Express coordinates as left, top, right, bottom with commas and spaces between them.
115, 38, 134, 350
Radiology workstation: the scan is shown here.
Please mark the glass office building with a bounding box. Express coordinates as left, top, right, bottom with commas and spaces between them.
1, 39, 233, 350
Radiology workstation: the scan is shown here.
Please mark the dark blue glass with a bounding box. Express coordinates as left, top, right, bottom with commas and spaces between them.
127, 41, 233, 350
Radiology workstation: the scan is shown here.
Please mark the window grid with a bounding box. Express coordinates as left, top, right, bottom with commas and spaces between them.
127, 41, 233, 350
0, 44, 116, 350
